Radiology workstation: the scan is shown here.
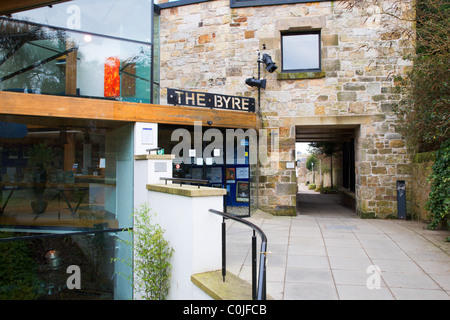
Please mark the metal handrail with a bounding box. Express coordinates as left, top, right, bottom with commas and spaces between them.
209, 209, 267, 300
160, 177, 210, 188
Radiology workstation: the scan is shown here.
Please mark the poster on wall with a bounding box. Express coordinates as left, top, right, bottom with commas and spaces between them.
236, 181, 249, 202
211, 167, 222, 183
236, 167, 249, 179
226, 168, 235, 183
141, 127, 153, 144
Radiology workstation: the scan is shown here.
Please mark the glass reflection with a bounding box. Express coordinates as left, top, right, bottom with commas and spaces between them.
0, 18, 152, 102
11, 0, 152, 44
0, 229, 132, 300
0, 118, 133, 230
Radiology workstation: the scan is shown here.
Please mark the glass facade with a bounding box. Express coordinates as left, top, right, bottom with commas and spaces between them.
0, 0, 157, 300
0, 116, 134, 299
0, 228, 132, 300
1, 0, 154, 103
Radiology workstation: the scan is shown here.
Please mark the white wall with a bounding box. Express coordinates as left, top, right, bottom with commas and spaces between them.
132, 124, 224, 299
146, 190, 222, 300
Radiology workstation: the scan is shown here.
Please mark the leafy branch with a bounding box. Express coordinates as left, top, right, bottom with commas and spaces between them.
113, 204, 174, 300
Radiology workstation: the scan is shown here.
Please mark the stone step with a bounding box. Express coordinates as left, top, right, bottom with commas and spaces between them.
191, 270, 272, 300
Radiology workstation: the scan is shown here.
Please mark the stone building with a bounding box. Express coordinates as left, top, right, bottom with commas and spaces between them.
157, 0, 416, 217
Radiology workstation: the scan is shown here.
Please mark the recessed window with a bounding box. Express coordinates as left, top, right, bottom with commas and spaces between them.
281, 32, 321, 73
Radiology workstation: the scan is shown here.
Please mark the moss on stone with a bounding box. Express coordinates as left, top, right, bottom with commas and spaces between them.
413, 151, 436, 163
277, 71, 326, 80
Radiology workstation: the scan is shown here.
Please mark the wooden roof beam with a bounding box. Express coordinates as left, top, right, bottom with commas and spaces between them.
0, 1, 71, 16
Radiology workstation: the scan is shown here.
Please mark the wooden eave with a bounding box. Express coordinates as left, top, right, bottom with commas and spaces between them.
0, 0, 71, 16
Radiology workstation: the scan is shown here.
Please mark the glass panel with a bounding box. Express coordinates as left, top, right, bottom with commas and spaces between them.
282, 33, 320, 71
159, 124, 251, 217
0, 18, 152, 102
0, 117, 134, 230
225, 136, 250, 217
0, 117, 134, 300
0, 229, 132, 300
11, 0, 152, 44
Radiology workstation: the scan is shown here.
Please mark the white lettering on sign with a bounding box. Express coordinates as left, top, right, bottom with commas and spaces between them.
168, 88, 254, 112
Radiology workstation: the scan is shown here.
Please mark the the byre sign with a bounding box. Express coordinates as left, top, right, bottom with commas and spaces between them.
167, 88, 255, 113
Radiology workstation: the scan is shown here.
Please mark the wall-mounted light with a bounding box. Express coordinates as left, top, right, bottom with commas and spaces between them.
261, 54, 277, 73
244, 52, 277, 90
245, 50, 278, 114
245, 77, 266, 89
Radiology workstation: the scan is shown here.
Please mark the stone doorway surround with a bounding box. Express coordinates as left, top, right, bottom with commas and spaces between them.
259, 115, 372, 216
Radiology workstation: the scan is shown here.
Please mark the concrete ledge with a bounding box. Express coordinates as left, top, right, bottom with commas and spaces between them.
191, 270, 253, 300
134, 154, 175, 160
146, 184, 226, 197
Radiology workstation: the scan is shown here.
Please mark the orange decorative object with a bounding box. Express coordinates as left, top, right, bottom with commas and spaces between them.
104, 57, 120, 97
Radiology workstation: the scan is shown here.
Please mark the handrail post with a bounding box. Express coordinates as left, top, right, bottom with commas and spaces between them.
258, 241, 267, 300
251, 230, 257, 300
209, 209, 267, 300
222, 217, 226, 282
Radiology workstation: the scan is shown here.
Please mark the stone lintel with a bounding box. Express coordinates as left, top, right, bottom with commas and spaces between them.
282, 115, 373, 127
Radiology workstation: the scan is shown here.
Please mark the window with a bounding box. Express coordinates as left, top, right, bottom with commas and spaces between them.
281, 31, 321, 73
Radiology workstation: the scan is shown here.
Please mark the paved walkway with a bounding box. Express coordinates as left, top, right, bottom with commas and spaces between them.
226, 185, 450, 300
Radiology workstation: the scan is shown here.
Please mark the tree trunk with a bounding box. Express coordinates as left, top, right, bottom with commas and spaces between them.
330, 155, 333, 188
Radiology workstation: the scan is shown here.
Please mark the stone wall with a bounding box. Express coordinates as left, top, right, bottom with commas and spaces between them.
158, 0, 415, 216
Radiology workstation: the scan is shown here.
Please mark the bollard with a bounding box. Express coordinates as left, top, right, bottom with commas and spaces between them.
396, 180, 406, 219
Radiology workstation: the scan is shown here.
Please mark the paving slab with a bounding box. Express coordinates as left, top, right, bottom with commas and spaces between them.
225, 187, 450, 300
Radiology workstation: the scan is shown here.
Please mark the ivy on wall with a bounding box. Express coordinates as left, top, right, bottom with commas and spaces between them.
426, 139, 450, 231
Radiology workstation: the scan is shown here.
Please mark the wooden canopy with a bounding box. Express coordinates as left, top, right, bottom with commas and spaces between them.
0, 0, 71, 16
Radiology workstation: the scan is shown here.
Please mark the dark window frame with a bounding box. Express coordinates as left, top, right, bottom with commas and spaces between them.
281, 30, 322, 73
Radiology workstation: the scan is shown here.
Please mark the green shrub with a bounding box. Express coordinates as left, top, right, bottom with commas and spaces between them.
426, 139, 450, 230
308, 184, 316, 190
315, 186, 338, 194
115, 204, 174, 300
0, 235, 39, 300
134, 204, 174, 300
